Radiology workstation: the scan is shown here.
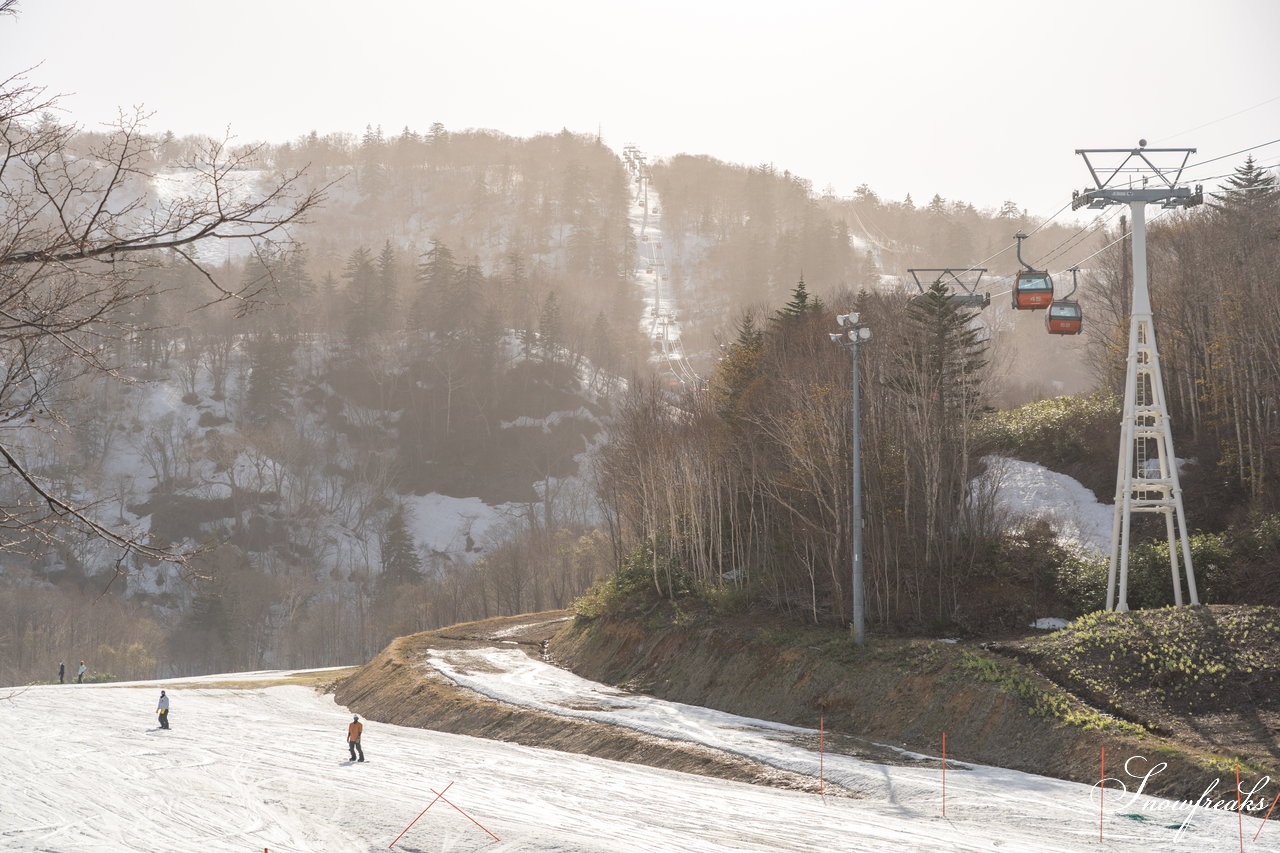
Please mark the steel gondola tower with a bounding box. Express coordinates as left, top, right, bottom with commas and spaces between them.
1072, 142, 1204, 611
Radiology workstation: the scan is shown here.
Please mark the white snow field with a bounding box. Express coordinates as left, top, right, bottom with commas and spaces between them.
5, 657, 1269, 852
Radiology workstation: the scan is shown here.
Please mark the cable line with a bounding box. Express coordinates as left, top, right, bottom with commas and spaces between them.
1187, 140, 1280, 170
1154, 94, 1280, 144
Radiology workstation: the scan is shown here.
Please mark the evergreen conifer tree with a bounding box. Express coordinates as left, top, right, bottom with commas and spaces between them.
774, 274, 823, 325
1210, 155, 1280, 239
379, 503, 423, 588
375, 240, 399, 322
539, 291, 562, 364
244, 329, 296, 427
414, 240, 457, 333
342, 246, 377, 343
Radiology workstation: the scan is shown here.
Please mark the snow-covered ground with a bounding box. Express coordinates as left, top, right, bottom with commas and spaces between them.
7, 655, 1269, 852
987, 455, 1115, 555
627, 153, 699, 389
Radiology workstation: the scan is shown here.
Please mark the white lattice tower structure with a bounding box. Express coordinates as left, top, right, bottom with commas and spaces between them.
1072, 142, 1204, 611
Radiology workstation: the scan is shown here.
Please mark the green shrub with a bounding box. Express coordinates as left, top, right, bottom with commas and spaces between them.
980, 392, 1119, 484
1053, 549, 1109, 615
1122, 532, 1232, 608
700, 582, 754, 616
573, 544, 695, 619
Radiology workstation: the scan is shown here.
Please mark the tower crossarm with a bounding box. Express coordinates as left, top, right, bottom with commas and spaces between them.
1072, 143, 1204, 210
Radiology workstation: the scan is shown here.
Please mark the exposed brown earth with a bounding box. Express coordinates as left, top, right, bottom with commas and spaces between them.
331, 612, 844, 796
331, 606, 1279, 802
554, 606, 1279, 800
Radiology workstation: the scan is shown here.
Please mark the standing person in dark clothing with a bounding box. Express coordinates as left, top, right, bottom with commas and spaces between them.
157, 690, 170, 729
76, 661, 86, 683
347, 715, 364, 762
58, 662, 65, 684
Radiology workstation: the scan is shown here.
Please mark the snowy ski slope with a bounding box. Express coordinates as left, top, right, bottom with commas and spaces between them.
3, 652, 1269, 852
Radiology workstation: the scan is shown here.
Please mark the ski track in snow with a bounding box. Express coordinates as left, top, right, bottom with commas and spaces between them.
3, 652, 1262, 852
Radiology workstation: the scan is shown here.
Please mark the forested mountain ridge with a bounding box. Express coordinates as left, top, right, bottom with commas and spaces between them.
5, 99, 1274, 687
2, 125, 639, 682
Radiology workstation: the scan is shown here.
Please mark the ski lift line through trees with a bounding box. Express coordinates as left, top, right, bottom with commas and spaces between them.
845, 203, 894, 253
627, 145, 701, 389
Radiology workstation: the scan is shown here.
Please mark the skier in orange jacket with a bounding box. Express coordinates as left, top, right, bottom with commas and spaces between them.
347, 715, 364, 762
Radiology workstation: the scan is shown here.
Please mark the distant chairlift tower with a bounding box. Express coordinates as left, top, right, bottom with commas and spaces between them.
1072, 141, 1204, 611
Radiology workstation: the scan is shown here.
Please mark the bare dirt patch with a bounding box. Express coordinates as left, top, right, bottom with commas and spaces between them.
332, 611, 849, 796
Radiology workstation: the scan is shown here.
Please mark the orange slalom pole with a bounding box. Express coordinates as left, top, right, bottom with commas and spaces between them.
1237, 763, 1243, 853
388, 781, 453, 848
942, 732, 946, 817
1253, 786, 1280, 842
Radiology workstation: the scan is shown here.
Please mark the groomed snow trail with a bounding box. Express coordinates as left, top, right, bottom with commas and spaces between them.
422, 645, 1269, 853
4, 661, 1264, 852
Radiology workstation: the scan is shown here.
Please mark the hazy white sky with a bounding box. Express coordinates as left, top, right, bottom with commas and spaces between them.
6, 0, 1279, 217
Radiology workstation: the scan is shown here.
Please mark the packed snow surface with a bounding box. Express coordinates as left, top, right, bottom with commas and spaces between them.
7, 654, 1266, 851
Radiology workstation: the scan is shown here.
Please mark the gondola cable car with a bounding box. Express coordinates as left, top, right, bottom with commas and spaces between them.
1045, 266, 1084, 336
1011, 232, 1054, 310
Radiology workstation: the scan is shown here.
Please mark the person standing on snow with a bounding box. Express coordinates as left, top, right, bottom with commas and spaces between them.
157, 690, 170, 729
347, 715, 365, 762
58, 661, 65, 684
76, 661, 86, 683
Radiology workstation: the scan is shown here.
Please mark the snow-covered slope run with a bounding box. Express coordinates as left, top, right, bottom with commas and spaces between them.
423, 646, 1264, 852
10, 660, 1264, 851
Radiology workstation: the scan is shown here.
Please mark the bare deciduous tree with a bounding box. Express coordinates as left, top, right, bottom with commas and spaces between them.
0, 60, 325, 571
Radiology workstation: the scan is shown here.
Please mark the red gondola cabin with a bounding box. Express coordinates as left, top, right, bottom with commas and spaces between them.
1045, 301, 1083, 335
1012, 270, 1054, 310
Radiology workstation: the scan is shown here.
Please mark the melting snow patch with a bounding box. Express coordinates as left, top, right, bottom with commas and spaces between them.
500, 407, 600, 433
1031, 617, 1070, 630
984, 455, 1113, 554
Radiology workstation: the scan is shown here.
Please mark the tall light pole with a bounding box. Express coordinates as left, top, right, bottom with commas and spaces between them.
831, 312, 871, 643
